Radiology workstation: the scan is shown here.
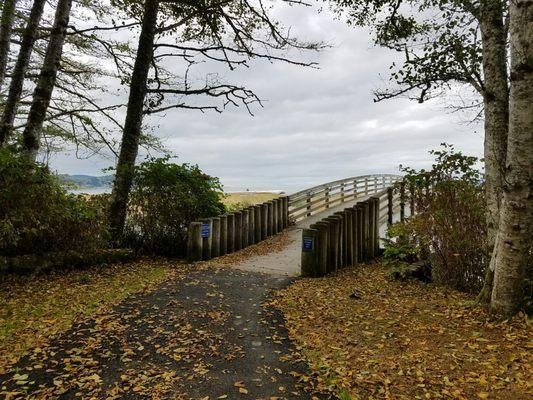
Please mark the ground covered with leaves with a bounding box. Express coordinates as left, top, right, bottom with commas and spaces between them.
273, 263, 532, 400
0, 258, 180, 374
0, 235, 326, 399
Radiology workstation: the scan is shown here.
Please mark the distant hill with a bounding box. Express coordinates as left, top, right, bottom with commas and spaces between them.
58, 174, 114, 189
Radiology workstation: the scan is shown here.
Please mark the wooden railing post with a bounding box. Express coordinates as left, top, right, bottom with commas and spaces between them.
315, 222, 329, 276
187, 222, 202, 262
254, 205, 262, 243
227, 213, 235, 253
220, 215, 228, 256
267, 201, 274, 236
340, 182, 345, 203
211, 217, 221, 258
306, 191, 312, 217
387, 187, 394, 225
325, 187, 330, 209
199, 218, 212, 261
364, 178, 369, 195
261, 203, 268, 240
353, 180, 358, 199
248, 207, 255, 245
301, 228, 319, 277
242, 209, 249, 248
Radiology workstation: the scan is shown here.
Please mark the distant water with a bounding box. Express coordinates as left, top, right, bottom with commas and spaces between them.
69, 187, 111, 195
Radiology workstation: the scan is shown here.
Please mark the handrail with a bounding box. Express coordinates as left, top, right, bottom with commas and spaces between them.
288, 174, 401, 221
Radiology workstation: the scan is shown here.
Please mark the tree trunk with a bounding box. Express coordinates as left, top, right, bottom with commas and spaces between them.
0, 0, 17, 89
477, 0, 510, 303
108, 0, 159, 241
490, 0, 532, 316
0, 0, 46, 147
21, 0, 72, 161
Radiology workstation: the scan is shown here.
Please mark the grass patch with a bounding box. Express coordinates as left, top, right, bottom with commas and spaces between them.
0, 258, 180, 373
223, 192, 280, 208
273, 263, 532, 399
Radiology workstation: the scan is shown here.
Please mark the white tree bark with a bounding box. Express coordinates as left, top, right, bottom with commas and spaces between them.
477, 0, 511, 303
490, 0, 533, 316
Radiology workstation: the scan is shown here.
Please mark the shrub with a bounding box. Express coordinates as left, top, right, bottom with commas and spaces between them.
387, 144, 487, 293
0, 149, 108, 257
122, 157, 225, 256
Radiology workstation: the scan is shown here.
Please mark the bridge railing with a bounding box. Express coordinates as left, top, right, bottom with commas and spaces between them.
288, 174, 402, 222
300, 179, 413, 277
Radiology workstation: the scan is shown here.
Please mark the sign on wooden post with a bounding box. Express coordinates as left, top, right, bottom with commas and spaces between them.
199, 218, 212, 261
301, 228, 319, 277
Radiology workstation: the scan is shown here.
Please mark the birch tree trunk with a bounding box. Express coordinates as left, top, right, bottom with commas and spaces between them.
21, 0, 72, 161
0, 0, 17, 89
108, 0, 159, 241
0, 0, 47, 147
490, 0, 533, 316
477, 0, 511, 303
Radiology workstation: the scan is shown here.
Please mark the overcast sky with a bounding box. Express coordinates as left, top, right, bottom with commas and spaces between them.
49, 3, 483, 193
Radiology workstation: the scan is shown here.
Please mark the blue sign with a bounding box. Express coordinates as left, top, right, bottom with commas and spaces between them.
303, 236, 314, 251
201, 223, 210, 238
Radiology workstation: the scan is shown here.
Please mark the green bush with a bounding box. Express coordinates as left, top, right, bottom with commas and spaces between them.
0, 149, 108, 257
122, 157, 225, 256
388, 144, 487, 293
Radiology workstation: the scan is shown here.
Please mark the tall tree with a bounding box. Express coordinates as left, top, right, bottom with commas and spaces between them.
108, 0, 159, 240
0, 0, 47, 146
108, 0, 321, 240
328, 0, 510, 301
0, 0, 18, 89
22, 0, 73, 161
490, 0, 532, 316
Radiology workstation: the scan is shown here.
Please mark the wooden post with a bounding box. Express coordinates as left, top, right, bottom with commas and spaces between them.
254, 205, 262, 243
345, 208, 354, 265
314, 222, 329, 276
387, 187, 394, 225
400, 181, 406, 222
371, 197, 380, 254
267, 201, 274, 236
227, 213, 235, 253
351, 206, 358, 263
325, 186, 330, 209
364, 178, 368, 195
306, 192, 311, 217
282, 196, 289, 228
334, 211, 347, 267
277, 198, 283, 232
261, 203, 268, 240
301, 228, 319, 277
199, 218, 212, 261
220, 215, 227, 256
326, 216, 342, 270
361, 201, 370, 260
242, 209, 249, 248
187, 222, 202, 262
340, 182, 345, 203
353, 180, 358, 199
211, 217, 221, 258
356, 205, 364, 262
368, 200, 375, 258
248, 207, 255, 245
272, 199, 279, 234
234, 211, 243, 250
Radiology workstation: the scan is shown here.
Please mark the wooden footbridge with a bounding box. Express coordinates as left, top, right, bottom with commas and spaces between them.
187, 174, 413, 276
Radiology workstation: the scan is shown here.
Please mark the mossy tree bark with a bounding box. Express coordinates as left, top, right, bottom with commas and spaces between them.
108, 0, 159, 241
21, 0, 72, 161
0, 0, 46, 147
